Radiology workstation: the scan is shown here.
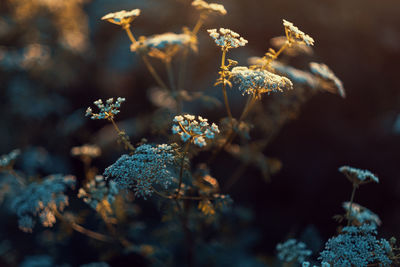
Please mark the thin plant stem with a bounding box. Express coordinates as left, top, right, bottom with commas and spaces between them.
223, 162, 248, 192
165, 59, 182, 112
109, 118, 135, 152
7, 169, 25, 186
347, 185, 357, 226
124, 26, 170, 92
220, 49, 233, 120
176, 141, 191, 197
262, 41, 290, 70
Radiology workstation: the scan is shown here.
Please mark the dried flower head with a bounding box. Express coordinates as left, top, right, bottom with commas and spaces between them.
339, 166, 379, 185
78, 175, 118, 213
85, 97, 126, 121
101, 9, 141, 27
104, 144, 175, 199
0, 149, 20, 170
11, 174, 76, 232
276, 239, 312, 263
309, 62, 346, 98
192, 0, 227, 16
71, 144, 101, 159
207, 28, 248, 50
230, 66, 293, 98
172, 114, 220, 147
283, 19, 314, 46
343, 202, 382, 227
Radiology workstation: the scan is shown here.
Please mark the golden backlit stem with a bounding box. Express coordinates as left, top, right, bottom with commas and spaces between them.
347, 185, 357, 226
124, 26, 170, 92
220, 49, 233, 120
262, 41, 290, 70
110, 118, 135, 152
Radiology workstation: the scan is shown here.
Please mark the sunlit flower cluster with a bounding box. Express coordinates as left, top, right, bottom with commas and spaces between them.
207, 28, 248, 50
85, 97, 126, 121
192, 0, 227, 16
339, 165, 379, 185
104, 144, 175, 199
172, 115, 220, 147
70, 144, 101, 159
0, 149, 20, 169
283, 19, 314, 46
78, 175, 119, 210
230, 66, 293, 98
343, 202, 382, 227
101, 9, 141, 27
11, 174, 76, 232
309, 62, 345, 98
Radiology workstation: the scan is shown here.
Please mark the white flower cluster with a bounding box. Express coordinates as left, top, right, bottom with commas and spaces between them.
101, 9, 141, 26
283, 19, 314, 46
139, 32, 191, 50
207, 28, 248, 50
172, 114, 220, 147
339, 165, 379, 184
11, 174, 76, 232
104, 144, 174, 199
230, 66, 293, 97
78, 175, 119, 210
309, 62, 345, 98
192, 0, 227, 16
85, 97, 126, 120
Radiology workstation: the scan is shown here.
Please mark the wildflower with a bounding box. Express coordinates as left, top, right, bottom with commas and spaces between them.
192, 0, 227, 16
70, 144, 101, 159
103, 144, 175, 199
131, 32, 194, 60
207, 28, 248, 50
101, 9, 141, 27
309, 62, 346, 98
172, 114, 220, 147
283, 19, 314, 46
342, 202, 382, 227
339, 165, 379, 185
319, 224, 392, 266
269, 61, 317, 88
85, 97, 125, 121
0, 149, 20, 170
78, 175, 119, 210
10, 174, 76, 232
230, 66, 293, 98
276, 238, 312, 263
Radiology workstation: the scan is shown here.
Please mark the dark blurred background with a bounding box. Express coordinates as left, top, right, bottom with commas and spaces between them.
1, 0, 399, 265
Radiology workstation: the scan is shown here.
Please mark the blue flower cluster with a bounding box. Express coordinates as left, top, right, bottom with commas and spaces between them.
276, 238, 312, 263
11, 174, 76, 232
339, 165, 379, 184
172, 114, 220, 147
78, 175, 119, 210
319, 224, 392, 267
0, 149, 20, 169
302, 261, 330, 267
85, 97, 126, 120
103, 144, 175, 199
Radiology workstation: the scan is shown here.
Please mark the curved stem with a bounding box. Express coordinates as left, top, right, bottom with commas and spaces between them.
109, 118, 135, 152
176, 141, 191, 197
220, 49, 233, 120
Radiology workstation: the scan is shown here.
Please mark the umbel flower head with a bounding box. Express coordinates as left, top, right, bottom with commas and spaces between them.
85, 97, 126, 121
192, 0, 227, 16
172, 114, 220, 147
0, 149, 20, 170
103, 144, 175, 199
310, 62, 346, 98
78, 175, 119, 210
342, 202, 382, 228
101, 9, 141, 27
10, 174, 76, 232
131, 32, 194, 60
230, 66, 293, 98
339, 165, 379, 186
207, 28, 248, 50
283, 19, 314, 46
319, 224, 392, 266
